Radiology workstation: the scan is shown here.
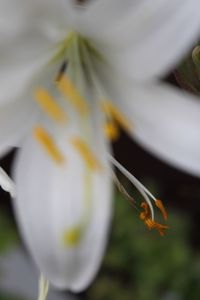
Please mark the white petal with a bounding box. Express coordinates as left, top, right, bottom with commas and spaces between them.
0, 96, 39, 157
0, 0, 72, 41
79, 0, 200, 80
0, 0, 73, 105
0, 247, 67, 300
13, 113, 113, 291
0, 38, 49, 106
0, 55, 53, 106
0, 54, 65, 158
100, 69, 200, 176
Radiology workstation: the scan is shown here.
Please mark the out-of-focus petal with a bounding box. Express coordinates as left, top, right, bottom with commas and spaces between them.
0, 56, 63, 156
78, 0, 200, 80
13, 108, 112, 291
100, 69, 200, 176
0, 0, 74, 105
0, 96, 39, 157
0, 55, 53, 105
0, 0, 73, 41
0, 247, 70, 300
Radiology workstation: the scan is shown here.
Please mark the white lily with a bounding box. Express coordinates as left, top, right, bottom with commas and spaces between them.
1, 0, 200, 293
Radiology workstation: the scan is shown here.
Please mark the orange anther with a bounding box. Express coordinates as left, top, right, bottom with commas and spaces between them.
141, 202, 151, 218
155, 199, 168, 220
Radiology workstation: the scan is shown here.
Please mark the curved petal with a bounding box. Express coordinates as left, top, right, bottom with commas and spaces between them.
78, 0, 200, 80
13, 110, 113, 291
0, 57, 60, 156
0, 54, 54, 106
0, 0, 73, 105
100, 69, 200, 176
0, 56, 63, 157
0, 95, 39, 157
0, 0, 72, 41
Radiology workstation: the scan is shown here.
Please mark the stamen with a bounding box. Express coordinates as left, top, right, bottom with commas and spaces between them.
145, 219, 169, 237
63, 226, 82, 247
35, 89, 67, 123
115, 165, 168, 221
155, 199, 168, 220
34, 127, 65, 164
140, 202, 169, 236
140, 202, 151, 219
103, 120, 120, 141
112, 170, 136, 209
109, 155, 169, 235
108, 154, 154, 220
71, 137, 101, 170
155, 223, 169, 237
102, 100, 132, 133
57, 75, 89, 114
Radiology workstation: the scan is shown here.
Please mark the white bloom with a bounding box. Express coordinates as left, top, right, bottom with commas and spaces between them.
1, 0, 200, 292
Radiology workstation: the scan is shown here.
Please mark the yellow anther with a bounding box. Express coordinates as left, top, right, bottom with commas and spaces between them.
33, 127, 65, 164
155, 199, 168, 221
34, 88, 67, 123
71, 137, 101, 170
102, 100, 132, 133
57, 75, 89, 114
63, 226, 82, 247
103, 120, 120, 141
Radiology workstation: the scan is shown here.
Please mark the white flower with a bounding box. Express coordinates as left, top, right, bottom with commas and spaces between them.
1, 0, 200, 292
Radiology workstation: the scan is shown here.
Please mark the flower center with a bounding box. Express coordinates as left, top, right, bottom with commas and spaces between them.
33, 32, 132, 165
31, 32, 136, 246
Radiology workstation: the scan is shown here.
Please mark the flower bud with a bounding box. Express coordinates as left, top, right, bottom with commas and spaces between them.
192, 45, 200, 67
